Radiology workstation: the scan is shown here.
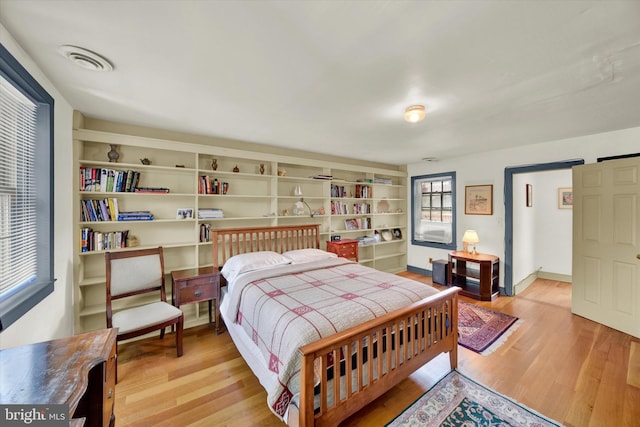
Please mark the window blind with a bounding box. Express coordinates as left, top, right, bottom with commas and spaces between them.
0, 75, 38, 294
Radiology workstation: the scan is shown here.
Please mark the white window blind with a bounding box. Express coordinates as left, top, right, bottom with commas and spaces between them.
0, 75, 38, 294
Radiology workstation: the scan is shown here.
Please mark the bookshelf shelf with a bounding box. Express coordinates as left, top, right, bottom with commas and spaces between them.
74, 127, 406, 333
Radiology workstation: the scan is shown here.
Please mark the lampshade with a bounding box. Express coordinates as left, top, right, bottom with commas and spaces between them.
404, 105, 426, 123
462, 230, 479, 255
462, 230, 479, 243
293, 184, 303, 197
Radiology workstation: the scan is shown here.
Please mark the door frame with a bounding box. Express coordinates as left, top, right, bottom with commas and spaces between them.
503, 159, 584, 295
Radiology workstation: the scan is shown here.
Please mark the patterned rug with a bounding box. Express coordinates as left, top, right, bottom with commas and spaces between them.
458, 302, 520, 355
386, 370, 563, 426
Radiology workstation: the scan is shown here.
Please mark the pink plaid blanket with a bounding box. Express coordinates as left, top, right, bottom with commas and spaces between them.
223, 258, 439, 419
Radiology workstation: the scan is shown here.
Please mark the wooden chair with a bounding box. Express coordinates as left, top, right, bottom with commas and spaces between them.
105, 247, 184, 362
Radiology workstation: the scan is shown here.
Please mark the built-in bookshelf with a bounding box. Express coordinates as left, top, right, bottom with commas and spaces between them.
73, 128, 407, 333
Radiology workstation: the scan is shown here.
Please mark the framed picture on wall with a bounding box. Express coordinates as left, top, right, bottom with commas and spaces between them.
526, 184, 533, 207
465, 184, 493, 215
558, 187, 573, 209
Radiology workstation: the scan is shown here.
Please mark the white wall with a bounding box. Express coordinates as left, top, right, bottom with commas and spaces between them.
0, 25, 75, 349
513, 169, 572, 285
407, 126, 640, 289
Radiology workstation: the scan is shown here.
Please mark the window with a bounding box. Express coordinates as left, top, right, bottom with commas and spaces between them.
0, 44, 54, 331
411, 172, 456, 249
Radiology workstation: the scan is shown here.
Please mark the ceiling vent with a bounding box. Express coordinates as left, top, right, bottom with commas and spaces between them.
58, 45, 113, 71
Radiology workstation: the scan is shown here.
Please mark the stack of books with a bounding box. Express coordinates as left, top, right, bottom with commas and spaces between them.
198, 208, 224, 219
118, 211, 154, 221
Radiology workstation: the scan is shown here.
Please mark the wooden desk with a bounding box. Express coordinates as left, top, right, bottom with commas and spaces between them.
326, 239, 359, 261
171, 267, 221, 334
448, 251, 499, 301
0, 329, 117, 427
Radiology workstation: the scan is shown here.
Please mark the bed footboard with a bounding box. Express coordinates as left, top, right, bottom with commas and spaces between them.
298, 286, 460, 427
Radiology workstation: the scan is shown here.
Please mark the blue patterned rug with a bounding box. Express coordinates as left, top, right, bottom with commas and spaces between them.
386, 370, 563, 426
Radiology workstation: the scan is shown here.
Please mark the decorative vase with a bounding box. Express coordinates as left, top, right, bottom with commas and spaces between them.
211, 159, 218, 170
260, 164, 265, 175
107, 144, 119, 163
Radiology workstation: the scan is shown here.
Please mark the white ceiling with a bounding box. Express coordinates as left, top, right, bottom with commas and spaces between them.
1, 0, 639, 165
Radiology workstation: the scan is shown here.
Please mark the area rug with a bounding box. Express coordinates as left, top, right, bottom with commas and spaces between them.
386, 370, 563, 426
458, 302, 521, 355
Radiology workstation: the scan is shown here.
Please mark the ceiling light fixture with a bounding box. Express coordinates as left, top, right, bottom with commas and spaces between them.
404, 105, 426, 123
58, 45, 114, 71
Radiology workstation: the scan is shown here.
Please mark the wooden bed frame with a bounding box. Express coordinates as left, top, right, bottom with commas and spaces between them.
212, 224, 460, 427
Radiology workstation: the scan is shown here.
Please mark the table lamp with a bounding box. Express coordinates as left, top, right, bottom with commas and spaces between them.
462, 230, 479, 255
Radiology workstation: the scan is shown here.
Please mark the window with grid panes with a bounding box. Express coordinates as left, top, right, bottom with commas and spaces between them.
411, 172, 456, 249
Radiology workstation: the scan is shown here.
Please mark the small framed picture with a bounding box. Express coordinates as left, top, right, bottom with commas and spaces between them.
526, 184, 533, 207
558, 188, 573, 209
176, 208, 194, 219
465, 184, 493, 215
345, 218, 359, 230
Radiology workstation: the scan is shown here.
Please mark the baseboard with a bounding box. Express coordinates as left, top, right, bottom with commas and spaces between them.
538, 271, 572, 283
513, 273, 538, 295
407, 264, 432, 276
514, 271, 572, 294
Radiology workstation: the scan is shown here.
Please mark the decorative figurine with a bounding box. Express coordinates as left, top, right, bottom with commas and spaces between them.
107, 144, 119, 163
260, 164, 265, 175
233, 165, 240, 173
211, 159, 218, 170
140, 158, 151, 165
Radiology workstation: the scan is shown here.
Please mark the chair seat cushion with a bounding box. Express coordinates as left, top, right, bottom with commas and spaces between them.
113, 301, 182, 335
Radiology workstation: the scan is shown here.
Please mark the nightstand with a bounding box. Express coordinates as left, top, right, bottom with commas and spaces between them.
171, 267, 221, 334
326, 239, 359, 262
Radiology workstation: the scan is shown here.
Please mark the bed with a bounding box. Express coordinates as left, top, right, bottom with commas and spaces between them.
212, 224, 460, 427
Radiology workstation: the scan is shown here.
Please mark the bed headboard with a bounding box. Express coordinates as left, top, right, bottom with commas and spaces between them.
212, 224, 321, 269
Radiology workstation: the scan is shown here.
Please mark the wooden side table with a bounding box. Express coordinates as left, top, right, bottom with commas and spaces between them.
448, 251, 499, 301
326, 239, 359, 261
171, 267, 221, 334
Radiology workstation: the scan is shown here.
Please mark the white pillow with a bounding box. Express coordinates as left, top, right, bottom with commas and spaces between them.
221, 251, 291, 282
282, 248, 337, 264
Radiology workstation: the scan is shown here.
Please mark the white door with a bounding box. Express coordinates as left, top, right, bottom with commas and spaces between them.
572, 156, 640, 338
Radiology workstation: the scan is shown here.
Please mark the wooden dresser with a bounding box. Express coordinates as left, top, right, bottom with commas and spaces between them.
0, 328, 117, 427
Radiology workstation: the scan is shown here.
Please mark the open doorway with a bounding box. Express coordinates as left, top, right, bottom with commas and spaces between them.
503, 160, 584, 296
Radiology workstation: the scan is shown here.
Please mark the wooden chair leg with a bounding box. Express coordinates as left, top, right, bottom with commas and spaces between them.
176, 316, 184, 357
160, 327, 165, 339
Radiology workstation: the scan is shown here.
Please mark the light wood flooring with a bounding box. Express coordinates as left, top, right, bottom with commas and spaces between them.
115, 275, 640, 426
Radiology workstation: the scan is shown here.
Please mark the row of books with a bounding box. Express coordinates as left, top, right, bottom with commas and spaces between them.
330, 201, 371, 215
80, 227, 129, 252
200, 223, 211, 242
80, 167, 141, 193
198, 175, 229, 194
81, 199, 154, 222
330, 184, 373, 198
81, 198, 119, 222
198, 208, 224, 219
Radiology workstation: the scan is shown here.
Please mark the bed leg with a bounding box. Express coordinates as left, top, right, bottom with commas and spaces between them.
449, 345, 458, 370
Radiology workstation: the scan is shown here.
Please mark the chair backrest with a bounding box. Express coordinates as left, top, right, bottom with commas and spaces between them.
105, 247, 166, 300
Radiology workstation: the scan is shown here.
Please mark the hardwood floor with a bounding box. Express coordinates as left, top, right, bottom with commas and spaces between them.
115, 275, 640, 426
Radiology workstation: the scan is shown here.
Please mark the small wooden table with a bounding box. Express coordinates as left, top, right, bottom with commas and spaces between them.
326, 239, 359, 261
448, 251, 500, 301
171, 267, 221, 334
